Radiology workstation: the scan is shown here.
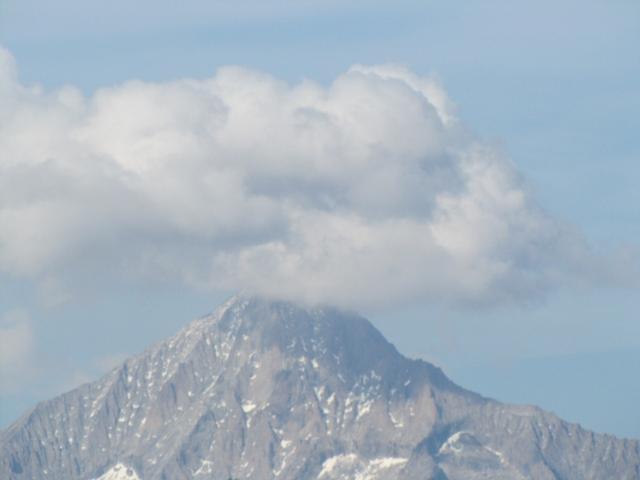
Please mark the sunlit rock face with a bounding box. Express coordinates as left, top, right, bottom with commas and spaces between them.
1, 295, 638, 479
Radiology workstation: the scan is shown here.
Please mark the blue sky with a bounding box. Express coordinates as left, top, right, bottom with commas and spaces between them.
0, 0, 639, 438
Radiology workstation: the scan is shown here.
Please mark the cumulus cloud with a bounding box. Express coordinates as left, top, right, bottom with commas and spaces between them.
0, 47, 632, 308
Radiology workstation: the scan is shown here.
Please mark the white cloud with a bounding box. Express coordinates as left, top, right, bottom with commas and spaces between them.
0, 47, 633, 308
0, 309, 35, 393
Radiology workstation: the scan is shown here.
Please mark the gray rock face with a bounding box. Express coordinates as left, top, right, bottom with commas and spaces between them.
1, 295, 639, 479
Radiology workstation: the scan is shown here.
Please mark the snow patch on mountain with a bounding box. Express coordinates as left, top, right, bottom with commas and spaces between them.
94, 463, 139, 480
318, 453, 408, 479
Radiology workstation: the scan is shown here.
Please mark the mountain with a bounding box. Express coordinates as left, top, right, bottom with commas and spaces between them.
1, 295, 638, 479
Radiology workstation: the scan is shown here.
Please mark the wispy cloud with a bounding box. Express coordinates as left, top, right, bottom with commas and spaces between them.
0, 308, 35, 393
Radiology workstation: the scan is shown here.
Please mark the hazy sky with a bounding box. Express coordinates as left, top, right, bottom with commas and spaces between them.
0, 0, 639, 438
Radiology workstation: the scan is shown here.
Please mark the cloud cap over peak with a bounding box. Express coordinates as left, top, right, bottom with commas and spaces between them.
0, 48, 632, 309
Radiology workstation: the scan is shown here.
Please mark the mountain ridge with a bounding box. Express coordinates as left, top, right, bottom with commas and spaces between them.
1, 295, 638, 479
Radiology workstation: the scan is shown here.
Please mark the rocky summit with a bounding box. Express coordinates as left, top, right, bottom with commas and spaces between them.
1, 295, 639, 479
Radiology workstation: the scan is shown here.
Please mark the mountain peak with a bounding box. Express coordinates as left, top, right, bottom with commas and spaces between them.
174, 293, 413, 390
1, 296, 638, 480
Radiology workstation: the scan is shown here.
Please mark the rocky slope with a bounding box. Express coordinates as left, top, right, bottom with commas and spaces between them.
1, 295, 638, 479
